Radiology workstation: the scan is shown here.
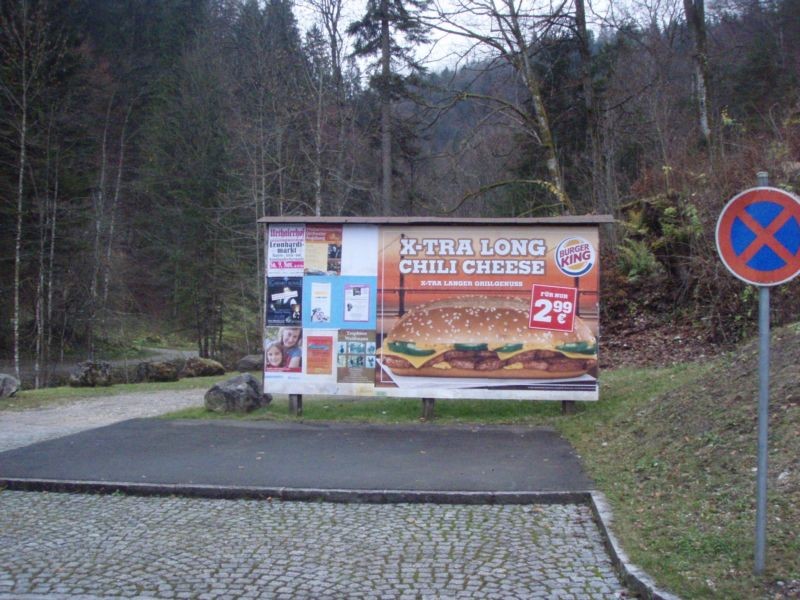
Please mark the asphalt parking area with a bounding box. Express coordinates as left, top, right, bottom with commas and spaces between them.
0, 419, 592, 493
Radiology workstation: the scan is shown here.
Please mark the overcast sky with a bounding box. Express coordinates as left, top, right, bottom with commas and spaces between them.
293, 0, 619, 73
292, 0, 491, 71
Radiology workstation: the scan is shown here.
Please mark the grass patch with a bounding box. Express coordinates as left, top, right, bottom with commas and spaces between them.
0, 374, 236, 411
164, 394, 565, 424
91, 343, 154, 361
556, 342, 799, 599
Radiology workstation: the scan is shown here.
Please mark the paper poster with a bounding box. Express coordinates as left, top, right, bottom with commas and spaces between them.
264, 325, 303, 373
337, 330, 376, 383
344, 284, 370, 322
374, 225, 600, 400
310, 281, 332, 323
305, 225, 342, 275
302, 276, 377, 330
306, 334, 334, 375
267, 277, 302, 325
342, 225, 379, 275
267, 224, 305, 276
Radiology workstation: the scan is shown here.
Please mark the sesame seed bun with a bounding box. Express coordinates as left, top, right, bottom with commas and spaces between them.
380, 296, 597, 379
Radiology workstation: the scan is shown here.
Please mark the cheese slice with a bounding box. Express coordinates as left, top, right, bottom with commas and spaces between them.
383, 345, 450, 369
383, 341, 595, 369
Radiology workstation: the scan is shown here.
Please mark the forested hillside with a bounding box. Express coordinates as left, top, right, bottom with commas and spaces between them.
1, 0, 799, 384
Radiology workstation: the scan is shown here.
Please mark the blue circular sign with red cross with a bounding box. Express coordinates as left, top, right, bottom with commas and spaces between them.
716, 187, 800, 286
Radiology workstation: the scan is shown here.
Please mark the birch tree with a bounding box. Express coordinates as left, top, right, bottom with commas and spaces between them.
0, 0, 64, 379
682, 0, 711, 144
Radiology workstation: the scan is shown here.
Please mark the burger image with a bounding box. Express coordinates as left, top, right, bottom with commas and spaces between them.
379, 296, 597, 379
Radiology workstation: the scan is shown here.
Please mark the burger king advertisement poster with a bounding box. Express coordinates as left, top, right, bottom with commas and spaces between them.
263, 221, 601, 401
375, 226, 599, 400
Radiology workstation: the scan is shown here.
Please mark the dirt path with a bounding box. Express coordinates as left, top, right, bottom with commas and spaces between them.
0, 388, 205, 453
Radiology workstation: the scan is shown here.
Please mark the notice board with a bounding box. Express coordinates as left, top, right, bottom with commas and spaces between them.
260, 216, 611, 401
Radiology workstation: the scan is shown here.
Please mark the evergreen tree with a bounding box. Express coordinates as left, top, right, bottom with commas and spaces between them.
348, 0, 430, 215
136, 19, 239, 357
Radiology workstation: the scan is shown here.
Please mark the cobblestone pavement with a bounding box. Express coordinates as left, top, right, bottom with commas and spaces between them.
0, 491, 627, 599
0, 389, 204, 453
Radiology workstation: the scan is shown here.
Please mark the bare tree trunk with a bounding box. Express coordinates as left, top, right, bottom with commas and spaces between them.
432, 0, 573, 213
683, 0, 711, 145
195, 297, 204, 357
311, 0, 350, 216
510, 3, 571, 212
575, 0, 604, 213
216, 296, 223, 359
45, 149, 59, 385
276, 126, 285, 215
255, 173, 263, 340
519, 57, 571, 212
34, 144, 48, 389
34, 223, 45, 389
380, 0, 392, 216
101, 101, 134, 312
257, 96, 268, 337
240, 281, 251, 353
13, 100, 27, 382
313, 73, 324, 216
88, 98, 113, 359
59, 301, 67, 363
3, 0, 62, 380
37, 113, 57, 388
600, 94, 619, 221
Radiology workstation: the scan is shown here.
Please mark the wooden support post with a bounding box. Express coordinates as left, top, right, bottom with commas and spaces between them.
421, 397, 435, 420
561, 400, 576, 415
289, 394, 303, 417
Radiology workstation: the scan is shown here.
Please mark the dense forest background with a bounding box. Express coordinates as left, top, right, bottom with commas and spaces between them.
1, 0, 799, 385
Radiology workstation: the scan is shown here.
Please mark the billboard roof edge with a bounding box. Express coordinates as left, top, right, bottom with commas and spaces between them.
259, 215, 615, 226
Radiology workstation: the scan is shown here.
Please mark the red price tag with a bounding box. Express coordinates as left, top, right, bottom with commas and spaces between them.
529, 284, 577, 332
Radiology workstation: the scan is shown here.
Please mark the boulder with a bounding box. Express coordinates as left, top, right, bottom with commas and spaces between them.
236, 354, 263, 372
136, 361, 179, 382
181, 356, 225, 378
69, 361, 112, 387
204, 374, 269, 413
0, 374, 21, 398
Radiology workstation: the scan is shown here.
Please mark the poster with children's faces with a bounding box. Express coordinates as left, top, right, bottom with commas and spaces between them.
264, 326, 303, 373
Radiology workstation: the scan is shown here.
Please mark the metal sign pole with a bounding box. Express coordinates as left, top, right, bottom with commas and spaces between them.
754, 170, 769, 575
755, 284, 769, 574
717, 171, 800, 575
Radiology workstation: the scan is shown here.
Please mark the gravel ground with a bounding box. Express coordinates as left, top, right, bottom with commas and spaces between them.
0, 389, 204, 453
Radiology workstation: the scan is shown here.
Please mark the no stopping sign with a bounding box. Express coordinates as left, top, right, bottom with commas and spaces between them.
716, 187, 800, 286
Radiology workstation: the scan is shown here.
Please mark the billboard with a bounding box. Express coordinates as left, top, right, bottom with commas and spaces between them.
263, 220, 601, 401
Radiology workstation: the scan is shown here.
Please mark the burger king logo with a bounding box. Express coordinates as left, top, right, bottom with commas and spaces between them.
555, 237, 596, 277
